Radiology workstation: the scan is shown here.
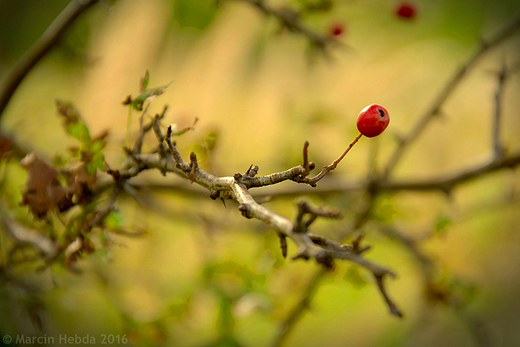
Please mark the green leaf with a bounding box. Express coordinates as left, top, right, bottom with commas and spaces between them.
66, 121, 91, 145
69, 147, 81, 158
373, 199, 398, 222
52, 155, 68, 168
204, 131, 218, 150
434, 213, 453, 234
90, 138, 105, 154
171, 118, 198, 137
131, 83, 172, 111
85, 162, 95, 174
343, 266, 367, 289
171, 126, 192, 136
104, 210, 124, 229
140, 70, 150, 91
173, 0, 218, 31
91, 151, 106, 171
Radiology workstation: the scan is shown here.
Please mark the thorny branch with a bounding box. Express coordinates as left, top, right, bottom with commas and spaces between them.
108, 115, 403, 316
1, 1, 520, 345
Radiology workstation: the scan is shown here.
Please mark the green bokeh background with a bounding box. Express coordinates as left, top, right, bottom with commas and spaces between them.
1, 0, 520, 346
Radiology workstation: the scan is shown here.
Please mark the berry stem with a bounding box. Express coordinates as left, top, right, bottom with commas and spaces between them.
332, 133, 363, 168
300, 133, 363, 186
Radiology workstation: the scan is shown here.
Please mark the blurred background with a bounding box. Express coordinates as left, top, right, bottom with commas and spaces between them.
1, 0, 520, 346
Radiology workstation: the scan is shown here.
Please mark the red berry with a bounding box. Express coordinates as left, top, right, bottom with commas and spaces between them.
356, 104, 390, 137
329, 22, 345, 36
395, 2, 417, 19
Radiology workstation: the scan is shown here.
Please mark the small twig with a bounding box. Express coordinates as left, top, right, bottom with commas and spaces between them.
132, 105, 167, 156
188, 152, 198, 183
308, 234, 352, 252
165, 126, 189, 171
144, 106, 168, 132
375, 274, 403, 317
245, 164, 259, 177
132, 110, 147, 156
0, 0, 100, 119
299, 134, 362, 186
87, 184, 122, 229
151, 113, 168, 159
301, 141, 315, 174
1, 218, 57, 259
493, 60, 508, 158
293, 199, 341, 233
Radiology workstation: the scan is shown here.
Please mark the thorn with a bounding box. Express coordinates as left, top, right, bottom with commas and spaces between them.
277, 232, 288, 258
315, 251, 335, 271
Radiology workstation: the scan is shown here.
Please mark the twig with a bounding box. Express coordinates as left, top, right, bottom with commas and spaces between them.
492, 60, 508, 158
165, 125, 189, 171
131, 103, 167, 156
379, 151, 520, 193
293, 199, 341, 234
0, 0, 99, 119
1, 218, 57, 259
299, 134, 362, 186
375, 273, 403, 317
239, 0, 339, 51
382, 7, 520, 179
270, 270, 326, 347
87, 183, 122, 229
271, 186, 379, 345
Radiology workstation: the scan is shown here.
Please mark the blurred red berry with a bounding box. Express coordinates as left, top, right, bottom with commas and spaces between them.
329, 22, 345, 36
395, 2, 417, 19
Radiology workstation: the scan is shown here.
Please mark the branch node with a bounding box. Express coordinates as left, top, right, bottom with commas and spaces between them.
209, 190, 220, 200
238, 203, 253, 219
245, 164, 259, 177
300, 134, 362, 186
291, 251, 310, 261
107, 168, 121, 180
188, 152, 198, 183
293, 199, 342, 233
352, 234, 371, 254
315, 251, 335, 271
